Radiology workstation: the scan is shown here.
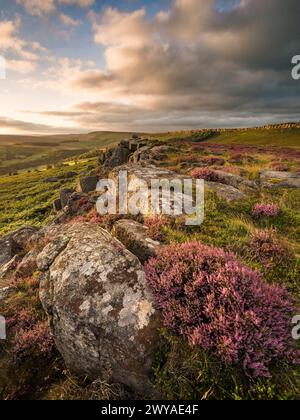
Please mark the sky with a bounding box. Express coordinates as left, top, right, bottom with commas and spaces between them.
0, 0, 299, 134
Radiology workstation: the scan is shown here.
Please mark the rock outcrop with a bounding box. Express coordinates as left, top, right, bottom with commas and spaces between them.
37, 223, 160, 395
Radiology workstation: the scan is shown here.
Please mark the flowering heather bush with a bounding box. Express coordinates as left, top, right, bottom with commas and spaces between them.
13, 321, 54, 363
191, 168, 222, 182
249, 228, 291, 268
144, 216, 166, 241
6, 308, 37, 333
145, 242, 298, 378
252, 203, 279, 218
77, 196, 94, 213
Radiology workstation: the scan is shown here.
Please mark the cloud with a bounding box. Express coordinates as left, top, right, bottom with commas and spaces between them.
0, 17, 47, 73
59, 13, 82, 26
16, 0, 56, 17
17, 0, 95, 18
0, 116, 83, 134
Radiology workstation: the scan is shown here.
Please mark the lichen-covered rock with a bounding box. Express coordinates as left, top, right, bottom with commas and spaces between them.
14, 248, 39, 279
260, 171, 300, 189
260, 170, 298, 181
0, 255, 20, 287
38, 223, 160, 395
113, 220, 161, 263
214, 170, 258, 192
206, 181, 246, 202
0, 226, 38, 266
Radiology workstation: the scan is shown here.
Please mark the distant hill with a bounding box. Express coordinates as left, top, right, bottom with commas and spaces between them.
0, 131, 130, 175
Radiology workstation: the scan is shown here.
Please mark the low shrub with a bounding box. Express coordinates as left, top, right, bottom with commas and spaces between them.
145, 216, 166, 242
252, 203, 279, 218
191, 168, 222, 182
13, 321, 54, 363
145, 242, 298, 378
249, 228, 291, 268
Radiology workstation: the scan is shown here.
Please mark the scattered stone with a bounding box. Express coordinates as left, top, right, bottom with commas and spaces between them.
38, 223, 160, 395
0, 227, 38, 266
64, 171, 78, 179
44, 177, 59, 183
0, 255, 20, 285
53, 198, 62, 212
113, 220, 161, 263
77, 176, 98, 193
60, 188, 75, 208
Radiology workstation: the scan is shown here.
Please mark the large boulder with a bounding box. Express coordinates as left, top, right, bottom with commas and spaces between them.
109, 164, 195, 218
37, 223, 160, 395
113, 220, 161, 263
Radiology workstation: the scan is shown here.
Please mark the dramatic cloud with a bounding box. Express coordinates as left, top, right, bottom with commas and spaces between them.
70, 0, 300, 129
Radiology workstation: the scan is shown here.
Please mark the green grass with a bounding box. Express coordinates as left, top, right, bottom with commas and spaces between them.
152, 127, 300, 149
209, 128, 300, 148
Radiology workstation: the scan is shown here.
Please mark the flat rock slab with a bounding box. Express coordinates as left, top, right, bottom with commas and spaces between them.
113, 220, 161, 263
110, 164, 186, 185
206, 181, 246, 202
260, 171, 300, 189
260, 170, 299, 180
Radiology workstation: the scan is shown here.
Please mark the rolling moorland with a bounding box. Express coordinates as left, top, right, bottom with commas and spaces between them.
0, 125, 300, 400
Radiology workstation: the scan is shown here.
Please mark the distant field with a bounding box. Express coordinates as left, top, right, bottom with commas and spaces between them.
0, 131, 129, 175
0, 159, 98, 235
